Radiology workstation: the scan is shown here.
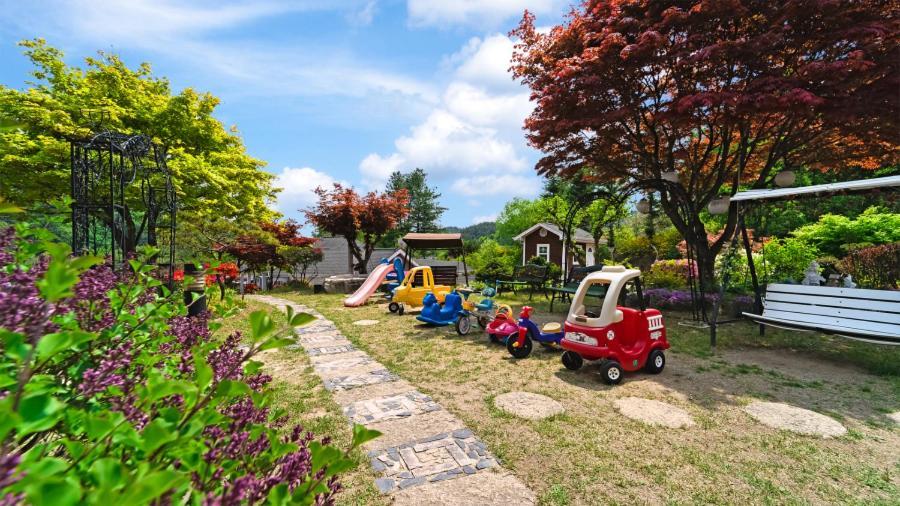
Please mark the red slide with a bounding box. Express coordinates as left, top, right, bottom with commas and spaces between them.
344, 263, 394, 307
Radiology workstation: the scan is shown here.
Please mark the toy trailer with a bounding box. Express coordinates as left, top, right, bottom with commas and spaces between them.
560, 266, 670, 384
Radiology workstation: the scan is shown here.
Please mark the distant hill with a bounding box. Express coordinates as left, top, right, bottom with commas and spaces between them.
443, 222, 496, 241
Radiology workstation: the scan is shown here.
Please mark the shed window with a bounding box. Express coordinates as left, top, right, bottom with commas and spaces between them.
536, 244, 550, 262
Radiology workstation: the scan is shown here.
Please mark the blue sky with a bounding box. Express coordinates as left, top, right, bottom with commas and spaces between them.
0, 0, 568, 228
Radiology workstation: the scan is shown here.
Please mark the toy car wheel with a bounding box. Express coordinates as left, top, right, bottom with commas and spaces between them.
561, 351, 583, 371
388, 302, 400, 313
506, 331, 533, 359
599, 360, 623, 385
477, 316, 490, 328
397, 304, 405, 316
645, 350, 665, 374
455, 315, 472, 335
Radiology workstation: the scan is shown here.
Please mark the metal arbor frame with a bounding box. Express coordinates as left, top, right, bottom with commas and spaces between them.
71, 130, 176, 284
560, 178, 712, 324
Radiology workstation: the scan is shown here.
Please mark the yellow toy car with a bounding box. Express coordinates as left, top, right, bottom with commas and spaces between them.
387, 266, 452, 315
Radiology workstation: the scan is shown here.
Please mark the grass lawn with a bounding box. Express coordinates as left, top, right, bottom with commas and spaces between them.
256, 288, 900, 505
213, 297, 387, 506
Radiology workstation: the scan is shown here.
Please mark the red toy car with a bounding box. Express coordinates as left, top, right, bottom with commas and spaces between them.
560, 266, 669, 384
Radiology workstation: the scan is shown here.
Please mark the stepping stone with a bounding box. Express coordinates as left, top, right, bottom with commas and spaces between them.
344, 391, 441, 423
353, 319, 380, 326
744, 401, 846, 438
324, 369, 399, 392
613, 397, 695, 429
311, 355, 374, 373
887, 411, 900, 424
391, 471, 536, 505
367, 431, 498, 492
307, 344, 356, 356
494, 392, 564, 421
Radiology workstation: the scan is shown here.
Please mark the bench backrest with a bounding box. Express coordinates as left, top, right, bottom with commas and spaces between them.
430, 265, 459, 286
762, 283, 900, 337
566, 264, 605, 286
514, 264, 548, 283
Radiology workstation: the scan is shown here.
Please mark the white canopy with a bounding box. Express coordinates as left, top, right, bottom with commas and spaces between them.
730, 175, 900, 203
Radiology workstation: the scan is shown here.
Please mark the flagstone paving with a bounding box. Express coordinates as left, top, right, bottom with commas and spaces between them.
250, 295, 535, 505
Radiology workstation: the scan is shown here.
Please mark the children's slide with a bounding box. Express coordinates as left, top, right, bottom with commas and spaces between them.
344, 262, 394, 307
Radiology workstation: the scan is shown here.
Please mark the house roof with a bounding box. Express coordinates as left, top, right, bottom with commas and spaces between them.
730, 175, 900, 203
513, 223, 596, 244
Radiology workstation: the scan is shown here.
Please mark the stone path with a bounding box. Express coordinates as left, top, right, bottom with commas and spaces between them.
250, 295, 535, 505
743, 401, 847, 438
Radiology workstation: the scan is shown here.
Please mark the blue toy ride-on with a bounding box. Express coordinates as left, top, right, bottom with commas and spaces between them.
416, 291, 472, 335
507, 306, 565, 359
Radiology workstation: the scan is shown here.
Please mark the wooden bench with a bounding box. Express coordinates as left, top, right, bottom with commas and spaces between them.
742, 284, 900, 345
496, 264, 549, 300
430, 265, 460, 287
548, 264, 605, 312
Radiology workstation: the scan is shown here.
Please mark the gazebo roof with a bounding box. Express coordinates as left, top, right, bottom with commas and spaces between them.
730, 175, 900, 203
400, 233, 464, 250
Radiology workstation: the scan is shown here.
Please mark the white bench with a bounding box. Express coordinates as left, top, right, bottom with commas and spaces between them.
743, 284, 900, 345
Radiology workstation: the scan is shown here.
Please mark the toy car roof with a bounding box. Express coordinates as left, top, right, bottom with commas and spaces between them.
580, 265, 642, 284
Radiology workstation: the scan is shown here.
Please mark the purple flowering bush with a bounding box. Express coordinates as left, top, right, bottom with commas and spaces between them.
631, 288, 719, 310
0, 224, 378, 505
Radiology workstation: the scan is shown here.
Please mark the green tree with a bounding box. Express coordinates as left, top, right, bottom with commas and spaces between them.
0, 40, 276, 240
381, 168, 446, 247
494, 198, 545, 244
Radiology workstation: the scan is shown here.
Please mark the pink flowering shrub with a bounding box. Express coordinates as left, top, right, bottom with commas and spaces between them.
0, 225, 378, 505
644, 259, 699, 289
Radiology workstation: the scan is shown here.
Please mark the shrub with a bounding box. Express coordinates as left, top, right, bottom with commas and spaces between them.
0, 225, 377, 505
527, 255, 562, 284
839, 242, 900, 289
791, 207, 900, 257
615, 235, 657, 270
470, 239, 517, 283
628, 288, 718, 311
645, 259, 698, 289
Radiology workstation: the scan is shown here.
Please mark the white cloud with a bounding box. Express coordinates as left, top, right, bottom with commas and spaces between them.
273, 166, 345, 216
472, 213, 497, 224
407, 0, 562, 28
348, 0, 378, 26
451, 175, 540, 197
357, 33, 538, 195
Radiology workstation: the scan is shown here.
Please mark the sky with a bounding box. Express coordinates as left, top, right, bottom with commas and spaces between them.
0, 0, 570, 228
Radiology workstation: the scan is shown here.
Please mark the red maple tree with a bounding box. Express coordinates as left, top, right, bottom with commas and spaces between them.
511, 0, 898, 286
218, 219, 316, 279
305, 184, 409, 273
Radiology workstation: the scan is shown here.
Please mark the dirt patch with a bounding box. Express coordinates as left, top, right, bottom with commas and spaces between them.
614, 397, 695, 428
744, 401, 847, 438
494, 392, 564, 421
720, 348, 868, 385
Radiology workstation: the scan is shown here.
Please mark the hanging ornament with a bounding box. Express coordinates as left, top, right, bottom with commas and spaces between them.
636, 198, 650, 214
661, 171, 679, 183
774, 170, 796, 187
708, 197, 731, 215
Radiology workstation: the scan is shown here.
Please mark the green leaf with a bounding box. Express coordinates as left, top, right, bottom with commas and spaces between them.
84, 411, 119, 440
194, 355, 213, 391
90, 458, 124, 489
351, 424, 382, 448
290, 312, 316, 327
215, 380, 251, 399
141, 418, 177, 453
24, 457, 67, 478
119, 470, 184, 504
249, 310, 276, 342
26, 477, 82, 506
36, 331, 95, 360
18, 393, 64, 436
258, 337, 295, 352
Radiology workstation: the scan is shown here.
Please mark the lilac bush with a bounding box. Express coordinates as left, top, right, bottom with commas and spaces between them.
0, 224, 378, 505
635, 288, 720, 310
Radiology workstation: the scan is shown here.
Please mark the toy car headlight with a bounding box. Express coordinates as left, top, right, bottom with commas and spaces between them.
566, 332, 598, 346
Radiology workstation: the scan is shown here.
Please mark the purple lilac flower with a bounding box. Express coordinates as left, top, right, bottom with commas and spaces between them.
207, 333, 245, 382
0, 450, 24, 506
79, 341, 134, 396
